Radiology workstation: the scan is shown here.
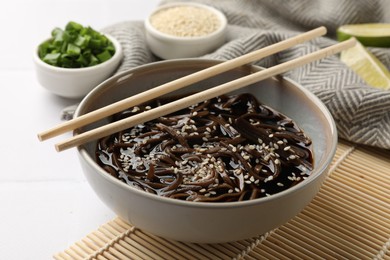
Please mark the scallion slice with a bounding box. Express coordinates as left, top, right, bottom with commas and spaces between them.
38, 21, 115, 68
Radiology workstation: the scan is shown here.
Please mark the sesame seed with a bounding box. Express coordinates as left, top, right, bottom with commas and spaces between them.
131, 106, 140, 112
284, 146, 291, 151
264, 175, 273, 183
192, 111, 198, 116
269, 134, 274, 138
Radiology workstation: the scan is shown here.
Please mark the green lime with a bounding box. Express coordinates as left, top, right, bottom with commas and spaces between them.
340, 40, 390, 90
337, 23, 390, 47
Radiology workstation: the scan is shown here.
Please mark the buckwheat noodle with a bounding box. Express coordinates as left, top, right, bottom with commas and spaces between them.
96, 93, 313, 202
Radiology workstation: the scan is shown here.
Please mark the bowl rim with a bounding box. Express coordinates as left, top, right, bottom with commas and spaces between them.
76, 58, 338, 209
33, 34, 123, 73
145, 2, 228, 42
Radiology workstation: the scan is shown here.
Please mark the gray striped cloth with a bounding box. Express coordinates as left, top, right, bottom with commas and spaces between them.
102, 0, 390, 149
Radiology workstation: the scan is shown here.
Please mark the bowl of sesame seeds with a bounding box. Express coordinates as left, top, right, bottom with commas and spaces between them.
144, 2, 227, 59
75, 59, 337, 243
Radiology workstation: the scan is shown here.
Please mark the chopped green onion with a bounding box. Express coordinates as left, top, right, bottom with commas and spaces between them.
89, 55, 99, 66
97, 50, 112, 63
74, 35, 89, 48
38, 21, 116, 68
42, 53, 61, 65
66, 43, 80, 56
52, 28, 64, 47
65, 21, 83, 32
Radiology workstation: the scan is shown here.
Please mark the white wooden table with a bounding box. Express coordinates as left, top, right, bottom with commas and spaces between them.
0, 1, 159, 259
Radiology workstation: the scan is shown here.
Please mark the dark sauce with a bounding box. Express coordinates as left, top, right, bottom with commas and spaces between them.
96, 93, 314, 202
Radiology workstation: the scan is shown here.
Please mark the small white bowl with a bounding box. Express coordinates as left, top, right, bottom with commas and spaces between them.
145, 2, 227, 59
33, 34, 123, 99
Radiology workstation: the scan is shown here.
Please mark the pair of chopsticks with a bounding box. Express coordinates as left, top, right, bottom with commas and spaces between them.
38, 26, 356, 152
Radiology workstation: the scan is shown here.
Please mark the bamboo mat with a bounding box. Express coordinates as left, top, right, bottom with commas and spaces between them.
55, 139, 390, 260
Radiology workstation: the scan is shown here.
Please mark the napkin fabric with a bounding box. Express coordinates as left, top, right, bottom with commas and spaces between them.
102, 0, 390, 150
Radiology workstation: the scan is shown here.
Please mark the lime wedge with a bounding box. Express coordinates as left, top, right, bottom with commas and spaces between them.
340, 40, 390, 90
337, 23, 390, 47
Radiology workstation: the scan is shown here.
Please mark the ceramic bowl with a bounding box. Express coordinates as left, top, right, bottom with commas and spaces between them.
75, 59, 337, 243
33, 34, 123, 99
145, 2, 227, 59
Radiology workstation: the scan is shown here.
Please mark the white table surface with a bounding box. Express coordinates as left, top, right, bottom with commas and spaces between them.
0, 1, 160, 259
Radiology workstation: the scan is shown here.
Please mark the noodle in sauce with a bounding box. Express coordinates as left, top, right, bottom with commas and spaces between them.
96, 93, 314, 202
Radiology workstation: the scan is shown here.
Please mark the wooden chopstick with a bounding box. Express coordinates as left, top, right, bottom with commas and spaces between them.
55, 37, 356, 152
37, 26, 327, 142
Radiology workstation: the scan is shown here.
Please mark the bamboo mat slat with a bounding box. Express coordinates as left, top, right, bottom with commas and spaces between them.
55, 140, 390, 259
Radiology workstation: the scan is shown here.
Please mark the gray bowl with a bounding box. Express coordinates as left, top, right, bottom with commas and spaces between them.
75, 59, 337, 243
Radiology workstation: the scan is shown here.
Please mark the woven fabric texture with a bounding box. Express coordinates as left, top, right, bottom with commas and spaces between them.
102, 0, 390, 149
